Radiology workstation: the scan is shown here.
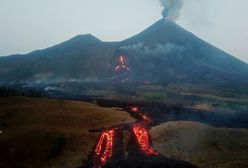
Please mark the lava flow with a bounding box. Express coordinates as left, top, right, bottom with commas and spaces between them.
131, 106, 158, 155
93, 129, 115, 168
132, 123, 159, 156
90, 106, 159, 168
131, 106, 152, 124
114, 55, 130, 83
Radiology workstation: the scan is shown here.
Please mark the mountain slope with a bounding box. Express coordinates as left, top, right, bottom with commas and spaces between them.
0, 19, 247, 86
0, 34, 119, 83
119, 19, 248, 85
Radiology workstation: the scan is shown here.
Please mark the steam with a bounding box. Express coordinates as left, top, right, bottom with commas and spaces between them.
119, 42, 185, 57
160, 0, 183, 20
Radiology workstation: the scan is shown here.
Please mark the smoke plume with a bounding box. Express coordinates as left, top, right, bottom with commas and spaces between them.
160, 0, 183, 20
119, 42, 185, 57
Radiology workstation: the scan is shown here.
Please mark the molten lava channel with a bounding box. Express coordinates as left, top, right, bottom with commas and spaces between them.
132, 123, 159, 156
94, 129, 115, 167
91, 106, 160, 168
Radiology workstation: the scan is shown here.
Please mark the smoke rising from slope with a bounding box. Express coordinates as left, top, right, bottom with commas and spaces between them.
119, 42, 185, 57
160, 0, 183, 20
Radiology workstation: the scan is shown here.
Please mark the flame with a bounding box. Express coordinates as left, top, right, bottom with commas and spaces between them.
94, 129, 115, 168
132, 123, 159, 156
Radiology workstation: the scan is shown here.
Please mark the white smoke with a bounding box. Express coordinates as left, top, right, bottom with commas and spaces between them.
160, 0, 183, 21
119, 42, 185, 57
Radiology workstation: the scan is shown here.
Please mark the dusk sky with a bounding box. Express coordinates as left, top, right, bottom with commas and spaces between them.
0, 0, 248, 63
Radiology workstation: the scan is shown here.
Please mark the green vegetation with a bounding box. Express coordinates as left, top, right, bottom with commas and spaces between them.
138, 92, 166, 101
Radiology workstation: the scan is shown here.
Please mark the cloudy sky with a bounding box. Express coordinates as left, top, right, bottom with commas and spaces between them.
0, 0, 247, 63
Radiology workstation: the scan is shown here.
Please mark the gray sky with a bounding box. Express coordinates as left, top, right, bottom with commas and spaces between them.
0, 0, 247, 63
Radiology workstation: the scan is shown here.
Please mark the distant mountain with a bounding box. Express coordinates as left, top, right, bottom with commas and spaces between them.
119, 20, 248, 85
0, 19, 248, 86
0, 34, 119, 83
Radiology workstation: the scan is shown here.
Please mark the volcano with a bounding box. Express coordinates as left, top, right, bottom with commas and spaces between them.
0, 19, 248, 86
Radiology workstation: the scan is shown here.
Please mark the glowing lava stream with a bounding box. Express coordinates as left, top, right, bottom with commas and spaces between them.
90, 56, 159, 168
93, 129, 115, 168
114, 56, 130, 71
132, 123, 159, 156
114, 55, 130, 83
131, 107, 158, 156
91, 106, 159, 168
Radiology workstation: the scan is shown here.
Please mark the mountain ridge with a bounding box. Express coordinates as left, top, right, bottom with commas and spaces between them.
0, 19, 247, 86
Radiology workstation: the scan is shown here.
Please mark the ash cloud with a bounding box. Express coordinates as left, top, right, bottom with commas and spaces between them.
160, 0, 183, 21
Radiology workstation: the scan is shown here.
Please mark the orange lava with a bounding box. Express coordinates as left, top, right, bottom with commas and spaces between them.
94, 129, 115, 168
131, 107, 139, 113
120, 55, 124, 65
132, 123, 159, 156
141, 114, 152, 124
114, 56, 130, 83
92, 106, 158, 167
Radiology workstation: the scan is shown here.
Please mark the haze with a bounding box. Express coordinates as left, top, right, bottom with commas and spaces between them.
0, 0, 247, 63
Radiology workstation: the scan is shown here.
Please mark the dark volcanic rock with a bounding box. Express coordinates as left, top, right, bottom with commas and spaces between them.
105, 155, 196, 168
